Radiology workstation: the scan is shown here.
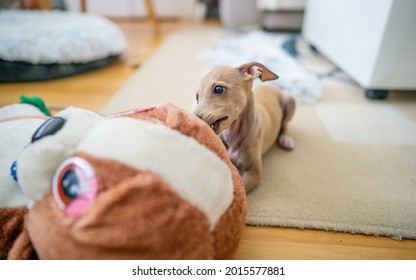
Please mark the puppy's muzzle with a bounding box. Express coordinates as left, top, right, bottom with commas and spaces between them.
195, 113, 228, 133
209, 116, 228, 132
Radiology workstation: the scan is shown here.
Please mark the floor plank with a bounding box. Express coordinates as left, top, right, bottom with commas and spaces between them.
236, 226, 416, 259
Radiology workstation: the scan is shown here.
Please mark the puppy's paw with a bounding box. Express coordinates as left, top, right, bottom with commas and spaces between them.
278, 134, 295, 150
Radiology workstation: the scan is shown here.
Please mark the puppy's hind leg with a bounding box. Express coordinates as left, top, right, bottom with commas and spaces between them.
277, 94, 296, 150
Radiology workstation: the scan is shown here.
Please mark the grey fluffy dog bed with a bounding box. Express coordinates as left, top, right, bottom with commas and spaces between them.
0, 10, 127, 82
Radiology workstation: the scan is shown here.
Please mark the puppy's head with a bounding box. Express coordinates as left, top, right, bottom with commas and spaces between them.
194, 62, 278, 134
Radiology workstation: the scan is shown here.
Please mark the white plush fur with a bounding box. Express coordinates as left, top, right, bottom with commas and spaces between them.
76, 117, 234, 230
0, 104, 45, 207
0, 10, 126, 64
0, 103, 44, 119
17, 107, 105, 203
0, 118, 44, 207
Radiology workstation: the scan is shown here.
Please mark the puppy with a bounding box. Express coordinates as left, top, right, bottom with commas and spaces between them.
194, 62, 295, 192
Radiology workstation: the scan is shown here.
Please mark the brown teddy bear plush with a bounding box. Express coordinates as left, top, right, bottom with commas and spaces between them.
0, 103, 246, 259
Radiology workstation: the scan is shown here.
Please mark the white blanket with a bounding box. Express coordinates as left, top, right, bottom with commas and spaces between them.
198, 30, 329, 103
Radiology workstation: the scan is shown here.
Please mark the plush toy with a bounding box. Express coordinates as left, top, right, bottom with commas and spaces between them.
0, 103, 246, 259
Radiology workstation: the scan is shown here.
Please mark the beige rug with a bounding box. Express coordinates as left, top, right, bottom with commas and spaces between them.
101, 25, 416, 240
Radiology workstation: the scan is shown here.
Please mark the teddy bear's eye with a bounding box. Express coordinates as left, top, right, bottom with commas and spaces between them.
32, 117, 66, 143
61, 169, 81, 199
53, 157, 97, 217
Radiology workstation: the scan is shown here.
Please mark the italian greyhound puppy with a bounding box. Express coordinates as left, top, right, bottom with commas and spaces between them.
194, 62, 295, 192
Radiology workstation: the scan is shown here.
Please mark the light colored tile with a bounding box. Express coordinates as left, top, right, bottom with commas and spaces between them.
315, 103, 416, 146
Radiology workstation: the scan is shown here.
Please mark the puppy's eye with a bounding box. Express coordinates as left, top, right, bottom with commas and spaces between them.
196, 93, 199, 104
213, 85, 225, 95
53, 157, 98, 217
32, 117, 66, 143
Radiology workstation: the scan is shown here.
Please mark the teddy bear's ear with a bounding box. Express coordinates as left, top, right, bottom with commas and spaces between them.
0, 207, 33, 259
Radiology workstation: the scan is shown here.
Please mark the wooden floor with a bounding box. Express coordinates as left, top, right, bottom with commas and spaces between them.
1, 19, 415, 260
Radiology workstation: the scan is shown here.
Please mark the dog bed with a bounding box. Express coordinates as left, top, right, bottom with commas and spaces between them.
0, 10, 127, 82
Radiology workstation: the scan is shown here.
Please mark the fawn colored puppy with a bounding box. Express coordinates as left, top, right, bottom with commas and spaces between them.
194, 62, 295, 192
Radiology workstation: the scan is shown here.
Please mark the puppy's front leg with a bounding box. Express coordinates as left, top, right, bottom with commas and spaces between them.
242, 168, 261, 193
239, 154, 262, 193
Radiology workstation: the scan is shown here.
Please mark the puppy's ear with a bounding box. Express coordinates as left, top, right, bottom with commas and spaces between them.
238, 62, 279, 82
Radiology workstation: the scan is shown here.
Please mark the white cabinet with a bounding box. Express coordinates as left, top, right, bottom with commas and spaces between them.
302, 0, 416, 96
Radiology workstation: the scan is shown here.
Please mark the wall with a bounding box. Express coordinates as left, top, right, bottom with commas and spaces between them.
64, 0, 197, 19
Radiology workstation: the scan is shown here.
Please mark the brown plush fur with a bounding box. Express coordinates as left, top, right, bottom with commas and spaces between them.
0, 207, 27, 258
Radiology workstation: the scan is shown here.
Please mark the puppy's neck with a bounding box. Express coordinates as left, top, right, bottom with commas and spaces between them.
222, 93, 258, 150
